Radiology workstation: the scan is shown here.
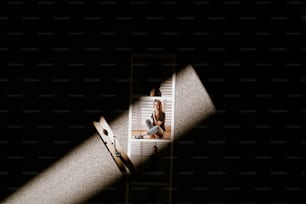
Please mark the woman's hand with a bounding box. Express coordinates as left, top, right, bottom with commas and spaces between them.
152, 111, 158, 124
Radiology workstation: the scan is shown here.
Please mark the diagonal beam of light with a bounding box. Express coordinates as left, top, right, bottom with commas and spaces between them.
2, 65, 216, 204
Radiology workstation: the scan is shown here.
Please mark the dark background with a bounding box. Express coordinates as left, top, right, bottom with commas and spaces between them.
1, 1, 305, 203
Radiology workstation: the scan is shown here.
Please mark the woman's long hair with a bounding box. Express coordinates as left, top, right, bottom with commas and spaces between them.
153, 99, 163, 113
